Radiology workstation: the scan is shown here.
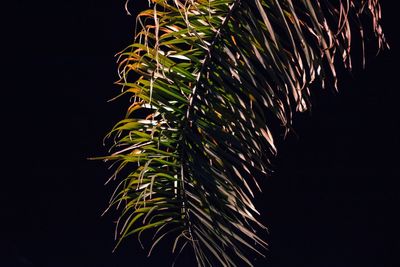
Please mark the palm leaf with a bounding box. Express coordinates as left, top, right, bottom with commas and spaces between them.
97, 0, 387, 266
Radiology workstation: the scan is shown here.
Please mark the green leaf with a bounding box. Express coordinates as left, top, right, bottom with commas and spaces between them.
96, 0, 388, 266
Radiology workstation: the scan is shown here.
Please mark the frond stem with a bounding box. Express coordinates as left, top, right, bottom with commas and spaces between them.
178, 0, 242, 260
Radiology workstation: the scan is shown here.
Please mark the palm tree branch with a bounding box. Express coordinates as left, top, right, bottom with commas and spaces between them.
97, 0, 388, 266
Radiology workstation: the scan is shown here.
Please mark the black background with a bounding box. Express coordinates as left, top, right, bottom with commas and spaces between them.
2, 0, 399, 266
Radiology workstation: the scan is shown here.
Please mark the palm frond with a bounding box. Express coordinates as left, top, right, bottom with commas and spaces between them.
98, 0, 387, 266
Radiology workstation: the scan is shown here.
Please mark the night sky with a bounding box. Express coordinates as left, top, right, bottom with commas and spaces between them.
2, 1, 399, 266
